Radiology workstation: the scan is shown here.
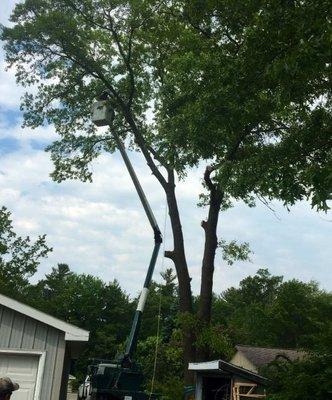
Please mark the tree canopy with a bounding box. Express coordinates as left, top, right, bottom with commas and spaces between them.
154, 0, 332, 209
2, 0, 331, 209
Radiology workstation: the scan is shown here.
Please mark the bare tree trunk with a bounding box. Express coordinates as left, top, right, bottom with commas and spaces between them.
164, 171, 196, 384
197, 166, 223, 361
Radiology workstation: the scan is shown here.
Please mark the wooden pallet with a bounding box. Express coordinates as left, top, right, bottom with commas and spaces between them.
232, 383, 266, 400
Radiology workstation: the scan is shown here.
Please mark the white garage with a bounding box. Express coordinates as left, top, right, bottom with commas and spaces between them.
0, 294, 89, 400
0, 352, 42, 400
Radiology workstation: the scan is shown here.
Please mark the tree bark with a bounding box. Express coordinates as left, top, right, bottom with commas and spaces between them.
164, 170, 196, 384
196, 166, 224, 361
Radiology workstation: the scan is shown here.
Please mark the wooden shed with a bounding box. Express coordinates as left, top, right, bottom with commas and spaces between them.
189, 360, 268, 400
0, 293, 89, 400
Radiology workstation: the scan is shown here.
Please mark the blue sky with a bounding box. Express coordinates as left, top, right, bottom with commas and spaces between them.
0, 1, 331, 296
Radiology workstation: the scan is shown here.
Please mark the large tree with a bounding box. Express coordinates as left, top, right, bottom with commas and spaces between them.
2, 0, 331, 381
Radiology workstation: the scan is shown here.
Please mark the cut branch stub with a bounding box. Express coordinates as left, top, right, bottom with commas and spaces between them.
164, 250, 175, 260
201, 220, 208, 230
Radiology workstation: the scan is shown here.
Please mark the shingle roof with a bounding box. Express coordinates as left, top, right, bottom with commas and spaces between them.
236, 345, 306, 368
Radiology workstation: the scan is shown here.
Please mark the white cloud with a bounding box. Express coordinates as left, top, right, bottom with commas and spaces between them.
0, 42, 27, 111
0, 0, 19, 25
0, 1, 39, 112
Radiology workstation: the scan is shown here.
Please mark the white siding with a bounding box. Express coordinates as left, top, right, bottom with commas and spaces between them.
230, 351, 258, 373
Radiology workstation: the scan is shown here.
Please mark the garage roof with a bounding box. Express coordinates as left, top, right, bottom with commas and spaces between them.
0, 293, 89, 342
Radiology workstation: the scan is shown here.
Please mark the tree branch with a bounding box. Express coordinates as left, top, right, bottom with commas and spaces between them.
105, 11, 136, 107
65, 1, 136, 107
204, 165, 216, 192
82, 137, 109, 159
117, 109, 169, 189
66, 0, 113, 33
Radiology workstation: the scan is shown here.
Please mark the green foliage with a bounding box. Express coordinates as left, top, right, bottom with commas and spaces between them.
212, 269, 332, 350
1, 239, 331, 399
195, 324, 234, 360
267, 280, 332, 349
28, 264, 134, 359
265, 354, 332, 400
1, 3, 331, 388
136, 333, 183, 387
1, 0, 331, 208
218, 239, 252, 266
139, 268, 179, 341
153, 376, 184, 400
0, 206, 52, 297
131, 271, 184, 399
1, 0, 156, 183
155, 0, 332, 210
175, 304, 234, 361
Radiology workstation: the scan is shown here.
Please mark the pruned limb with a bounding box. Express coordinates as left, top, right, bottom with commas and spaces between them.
204, 165, 216, 192
164, 250, 175, 260
201, 220, 208, 230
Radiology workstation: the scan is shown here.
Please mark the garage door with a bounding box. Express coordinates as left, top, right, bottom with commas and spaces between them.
0, 353, 39, 400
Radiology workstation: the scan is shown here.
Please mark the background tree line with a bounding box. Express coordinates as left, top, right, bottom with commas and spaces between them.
0, 206, 331, 399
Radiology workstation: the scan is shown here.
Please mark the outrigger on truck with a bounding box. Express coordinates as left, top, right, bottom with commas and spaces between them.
77, 94, 162, 400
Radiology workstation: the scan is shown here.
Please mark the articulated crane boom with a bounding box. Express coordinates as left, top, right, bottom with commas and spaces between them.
113, 129, 162, 367
85, 96, 162, 400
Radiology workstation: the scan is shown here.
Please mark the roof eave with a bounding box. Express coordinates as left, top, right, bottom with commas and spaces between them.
188, 360, 268, 386
0, 293, 89, 342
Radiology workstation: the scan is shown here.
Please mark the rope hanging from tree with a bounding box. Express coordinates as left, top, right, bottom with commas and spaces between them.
149, 199, 168, 399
